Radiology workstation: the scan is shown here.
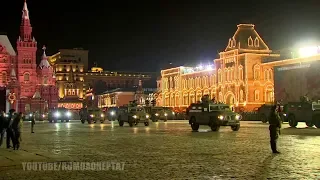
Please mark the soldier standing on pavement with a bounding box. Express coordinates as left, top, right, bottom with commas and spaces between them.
269, 105, 282, 153
31, 112, 35, 133
12, 112, 22, 150
6, 109, 16, 149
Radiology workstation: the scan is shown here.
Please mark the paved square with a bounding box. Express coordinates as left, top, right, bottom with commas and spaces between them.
0, 121, 319, 179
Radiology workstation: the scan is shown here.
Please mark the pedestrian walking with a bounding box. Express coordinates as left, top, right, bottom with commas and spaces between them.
12, 112, 22, 150
6, 109, 16, 149
269, 105, 282, 153
31, 112, 35, 133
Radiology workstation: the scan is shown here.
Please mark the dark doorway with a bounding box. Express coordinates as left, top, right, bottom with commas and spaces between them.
0, 87, 6, 112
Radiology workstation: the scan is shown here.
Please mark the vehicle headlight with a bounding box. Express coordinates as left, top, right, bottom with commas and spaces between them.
235, 114, 241, 120
146, 114, 150, 118
172, 112, 175, 115
54, 112, 60, 117
164, 113, 168, 116
5, 114, 8, 117
101, 114, 104, 117
90, 114, 94, 118
29, 114, 33, 117
42, 114, 45, 118
66, 112, 71, 117
133, 115, 137, 119
283, 113, 287, 117
155, 113, 159, 116
218, 115, 224, 120
110, 111, 115, 116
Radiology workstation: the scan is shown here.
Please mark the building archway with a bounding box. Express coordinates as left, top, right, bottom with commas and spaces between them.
224, 92, 236, 105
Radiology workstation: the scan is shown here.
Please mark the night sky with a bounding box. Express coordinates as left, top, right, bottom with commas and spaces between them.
1, 0, 320, 72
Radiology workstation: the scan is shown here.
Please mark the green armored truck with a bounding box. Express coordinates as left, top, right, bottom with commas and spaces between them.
188, 95, 241, 131
117, 106, 150, 127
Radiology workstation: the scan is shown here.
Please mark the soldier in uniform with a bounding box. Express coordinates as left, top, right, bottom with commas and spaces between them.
269, 105, 282, 153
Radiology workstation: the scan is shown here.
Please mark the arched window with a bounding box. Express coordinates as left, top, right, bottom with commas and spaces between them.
240, 90, 244, 102
254, 90, 260, 101
239, 66, 243, 80
2, 71, 7, 83
43, 76, 48, 85
24, 73, 30, 81
224, 68, 228, 82
248, 36, 253, 46
218, 69, 222, 83
254, 65, 260, 80
254, 37, 259, 47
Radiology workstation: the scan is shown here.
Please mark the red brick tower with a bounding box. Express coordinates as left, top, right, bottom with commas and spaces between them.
16, 0, 37, 98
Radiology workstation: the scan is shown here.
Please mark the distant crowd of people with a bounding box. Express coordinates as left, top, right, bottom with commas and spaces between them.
0, 109, 36, 150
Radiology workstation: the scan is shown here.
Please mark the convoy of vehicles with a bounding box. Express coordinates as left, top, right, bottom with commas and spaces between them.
117, 106, 150, 127
48, 107, 72, 123
188, 100, 241, 131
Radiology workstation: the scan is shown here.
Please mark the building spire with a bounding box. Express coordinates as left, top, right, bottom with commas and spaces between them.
39, 45, 51, 69
22, 0, 29, 21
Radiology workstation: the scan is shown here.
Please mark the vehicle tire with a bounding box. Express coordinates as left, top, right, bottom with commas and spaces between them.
190, 117, 199, 131
261, 114, 268, 123
49, 120, 52, 123
288, 115, 298, 127
94, 121, 96, 123
100, 120, 104, 123
119, 120, 124, 126
231, 124, 240, 131
164, 119, 167, 122
211, 125, 220, 131
88, 120, 92, 124
144, 122, 149, 126
81, 120, 85, 124
54, 120, 57, 123
66, 120, 70, 122
61, 120, 64, 123
129, 122, 133, 127
306, 121, 314, 127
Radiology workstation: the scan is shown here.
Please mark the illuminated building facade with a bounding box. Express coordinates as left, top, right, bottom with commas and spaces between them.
0, 1, 58, 113
159, 24, 280, 111
97, 80, 157, 108
84, 66, 156, 94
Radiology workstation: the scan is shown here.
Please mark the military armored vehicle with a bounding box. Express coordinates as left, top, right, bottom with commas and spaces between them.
106, 107, 120, 121
79, 108, 105, 124
48, 107, 72, 123
117, 106, 150, 127
188, 95, 241, 131
257, 104, 287, 123
285, 100, 320, 128
144, 106, 175, 122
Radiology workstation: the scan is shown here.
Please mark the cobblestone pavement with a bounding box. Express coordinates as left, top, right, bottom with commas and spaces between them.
0, 120, 319, 180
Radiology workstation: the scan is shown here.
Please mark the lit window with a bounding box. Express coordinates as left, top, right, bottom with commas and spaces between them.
24, 73, 30, 81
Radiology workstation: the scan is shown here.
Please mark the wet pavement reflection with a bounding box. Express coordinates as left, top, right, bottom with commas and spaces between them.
0, 120, 319, 179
